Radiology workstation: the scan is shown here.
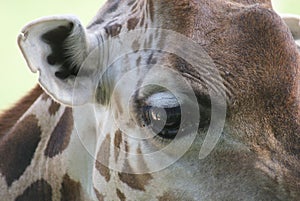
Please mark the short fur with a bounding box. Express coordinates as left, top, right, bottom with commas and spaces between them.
1, 0, 299, 200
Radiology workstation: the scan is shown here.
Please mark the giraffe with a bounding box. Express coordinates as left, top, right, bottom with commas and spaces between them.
1, 0, 300, 200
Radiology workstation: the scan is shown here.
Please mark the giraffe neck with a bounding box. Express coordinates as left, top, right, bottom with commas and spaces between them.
0, 88, 98, 200
0, 85, 43, 139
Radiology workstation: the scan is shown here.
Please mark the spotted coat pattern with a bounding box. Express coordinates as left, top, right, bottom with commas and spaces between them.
0, 0, 300, 200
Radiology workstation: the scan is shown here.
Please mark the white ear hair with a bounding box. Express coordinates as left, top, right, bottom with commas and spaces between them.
18, 15, 97, 106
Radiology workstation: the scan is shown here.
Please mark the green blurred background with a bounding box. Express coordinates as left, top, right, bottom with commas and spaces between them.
0, 0, 299, 111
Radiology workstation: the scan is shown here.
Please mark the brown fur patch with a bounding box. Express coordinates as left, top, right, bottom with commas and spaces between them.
44, 108, 73, 158
15, 179, 52, 201
0, 114, 41, 186
155, 0, 197, 35
41, 93, 51, 101
221, 5, 300, 195
96, 134, 111, 182
157, 192, 177, 201
48, 100, 61, 115
127, 17, 139, 30
94, 188, 105, 201
124, 140, 129, 153
60, 174, 82, 201
0, 85, 43, 138
114, 129, 122, 161
116, 188, 126, 201
118, 159, 153, 191
105, 24, 122, 37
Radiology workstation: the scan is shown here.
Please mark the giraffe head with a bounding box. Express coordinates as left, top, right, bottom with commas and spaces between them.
17, 0, 300, 200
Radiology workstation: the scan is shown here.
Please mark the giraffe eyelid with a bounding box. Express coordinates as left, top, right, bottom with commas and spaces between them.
145, 91, 180, 108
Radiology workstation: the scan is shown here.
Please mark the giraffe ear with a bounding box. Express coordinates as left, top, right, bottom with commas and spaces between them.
282, 14, 300, 48
18, 15, 97, 106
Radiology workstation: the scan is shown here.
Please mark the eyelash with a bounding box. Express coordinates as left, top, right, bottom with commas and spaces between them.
152, 134, 173, 145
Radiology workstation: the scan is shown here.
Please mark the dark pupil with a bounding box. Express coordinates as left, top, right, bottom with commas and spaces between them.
142, 106, 181, 139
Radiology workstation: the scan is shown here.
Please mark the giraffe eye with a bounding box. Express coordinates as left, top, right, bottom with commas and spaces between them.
140, 92, 181, 140
142, 105, 181, 139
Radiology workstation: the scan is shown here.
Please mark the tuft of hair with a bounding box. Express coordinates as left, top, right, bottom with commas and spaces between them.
63, 23, 88, 73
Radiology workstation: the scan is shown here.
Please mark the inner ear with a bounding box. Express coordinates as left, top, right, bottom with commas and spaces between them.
41, 22, 80, 79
